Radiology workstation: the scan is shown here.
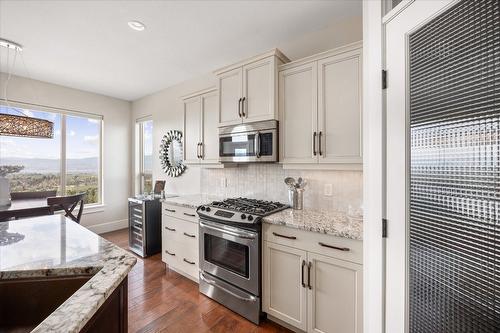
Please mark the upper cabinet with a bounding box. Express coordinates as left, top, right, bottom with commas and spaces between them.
183, 88, 220, 165
279, 42, 363, 169
215, 50, 290, 127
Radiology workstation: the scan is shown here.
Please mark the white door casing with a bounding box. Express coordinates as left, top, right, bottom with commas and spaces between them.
384, 1, 457, 332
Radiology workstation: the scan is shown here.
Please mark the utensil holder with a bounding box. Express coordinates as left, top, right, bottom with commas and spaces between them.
288, 188, 304, 210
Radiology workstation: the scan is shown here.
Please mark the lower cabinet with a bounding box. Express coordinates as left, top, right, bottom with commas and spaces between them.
161, 203, 199, 282
264, 242, 308, 331
263, 225, 363, 333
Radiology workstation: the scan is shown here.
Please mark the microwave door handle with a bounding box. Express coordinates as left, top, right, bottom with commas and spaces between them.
255, 131, 261, 158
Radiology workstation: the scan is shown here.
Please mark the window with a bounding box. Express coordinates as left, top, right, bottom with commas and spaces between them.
0, 104, 102, 205
136, 118, 153, 194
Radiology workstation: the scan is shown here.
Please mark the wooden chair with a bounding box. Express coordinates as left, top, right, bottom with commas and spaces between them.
47, 193, 86, 223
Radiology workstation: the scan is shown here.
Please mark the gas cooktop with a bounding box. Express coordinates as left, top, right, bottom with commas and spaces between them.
197, 197, 288, 225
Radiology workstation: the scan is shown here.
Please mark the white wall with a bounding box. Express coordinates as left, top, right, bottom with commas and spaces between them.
0, 73, 132, 233
132, 16, 363, 203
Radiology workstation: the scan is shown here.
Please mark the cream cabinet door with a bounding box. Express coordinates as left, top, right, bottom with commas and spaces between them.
307, 253, 363, 333
317, 50, 362, 164
242, 57, 276, 123
201, 91, 219, 164
218, 67, 243, 126
263, 241, 308, 331
279, 62, 318, 163
183, 96, 201, 164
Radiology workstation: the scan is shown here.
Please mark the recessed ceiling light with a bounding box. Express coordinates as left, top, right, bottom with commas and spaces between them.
128, 20, 145, 31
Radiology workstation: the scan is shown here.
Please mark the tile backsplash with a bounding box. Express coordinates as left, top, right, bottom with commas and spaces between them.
201, 164, 363, 214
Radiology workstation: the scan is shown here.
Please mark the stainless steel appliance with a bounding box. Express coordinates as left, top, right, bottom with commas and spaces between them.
219, 120, 278, 163
128, 197, 161, 257
197, 198, 288, 324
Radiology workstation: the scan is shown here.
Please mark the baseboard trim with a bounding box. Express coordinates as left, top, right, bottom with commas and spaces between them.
266, 314, 304, 333
85, 219, 128, 234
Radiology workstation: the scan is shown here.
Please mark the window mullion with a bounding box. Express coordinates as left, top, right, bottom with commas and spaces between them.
60, 114, 67, 195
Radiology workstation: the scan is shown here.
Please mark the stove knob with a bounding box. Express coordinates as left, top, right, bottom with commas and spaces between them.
247, 215, 253, 221
205, 207, 211, 212
241, 214, 246, 219
200, 206, 206, 211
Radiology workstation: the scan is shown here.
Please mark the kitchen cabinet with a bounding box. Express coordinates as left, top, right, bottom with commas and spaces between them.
263, 223, 363, 333
263, 241, 308, 331
279, 42, 362, 169
161, 203, 199, 282
183, 88, 220, 165
215, 49, 289, 127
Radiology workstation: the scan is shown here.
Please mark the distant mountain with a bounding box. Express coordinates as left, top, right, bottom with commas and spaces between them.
0, 157, 98, 174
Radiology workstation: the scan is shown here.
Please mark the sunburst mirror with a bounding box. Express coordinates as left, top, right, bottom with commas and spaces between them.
159, 130, 186, 177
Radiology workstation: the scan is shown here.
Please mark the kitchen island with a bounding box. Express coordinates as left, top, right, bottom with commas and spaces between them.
0, 215, 136, 333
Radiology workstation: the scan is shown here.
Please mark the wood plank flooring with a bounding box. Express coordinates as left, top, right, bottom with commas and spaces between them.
101, 228, 292, 333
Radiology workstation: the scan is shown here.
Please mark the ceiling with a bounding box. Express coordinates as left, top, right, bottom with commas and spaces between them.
0, 1, 361, 101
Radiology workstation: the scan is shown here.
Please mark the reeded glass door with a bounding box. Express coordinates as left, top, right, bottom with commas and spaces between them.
385, 0, 500, 332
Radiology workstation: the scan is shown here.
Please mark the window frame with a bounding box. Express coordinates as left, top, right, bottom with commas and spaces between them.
0, 101, 104, 206
135, 116, 153, 195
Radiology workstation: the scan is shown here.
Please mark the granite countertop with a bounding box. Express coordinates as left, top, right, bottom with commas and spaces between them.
0, 215, 137, 333
263, 208, 363, 240
161, 193, 223, 209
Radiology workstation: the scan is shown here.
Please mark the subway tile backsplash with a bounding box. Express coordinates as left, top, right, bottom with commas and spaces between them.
201, 164, 363, 214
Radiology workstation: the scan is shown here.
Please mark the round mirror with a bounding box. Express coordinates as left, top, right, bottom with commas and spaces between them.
160, 130, 186, 177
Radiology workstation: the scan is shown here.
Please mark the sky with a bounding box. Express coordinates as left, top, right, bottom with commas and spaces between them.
0, 105, 100, 160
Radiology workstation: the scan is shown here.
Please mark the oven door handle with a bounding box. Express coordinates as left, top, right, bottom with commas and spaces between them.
200, 272, 257, 302
199, 221, 256, 240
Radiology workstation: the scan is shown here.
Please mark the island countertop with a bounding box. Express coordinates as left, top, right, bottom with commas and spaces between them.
0, 215, 137, 333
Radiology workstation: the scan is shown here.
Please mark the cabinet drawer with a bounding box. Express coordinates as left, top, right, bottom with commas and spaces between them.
162, 203, 198, 223
263, 223, 362, 264
162, 216, 198, 244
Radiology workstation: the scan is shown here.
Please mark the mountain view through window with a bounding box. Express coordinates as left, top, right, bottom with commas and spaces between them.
0, 105, 102, 204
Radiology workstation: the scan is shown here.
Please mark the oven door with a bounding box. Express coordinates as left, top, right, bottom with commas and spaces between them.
199, 219, 259, 295
219, 128, 277, 163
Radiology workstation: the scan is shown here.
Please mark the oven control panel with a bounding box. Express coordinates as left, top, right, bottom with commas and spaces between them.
197, 206, 258, 224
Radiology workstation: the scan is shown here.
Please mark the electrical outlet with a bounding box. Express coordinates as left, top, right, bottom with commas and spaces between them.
324, 184, 333, 196
220, 177, 227, 188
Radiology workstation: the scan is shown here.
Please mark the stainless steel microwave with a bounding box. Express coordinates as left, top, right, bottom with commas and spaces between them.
219, 120, 278, 163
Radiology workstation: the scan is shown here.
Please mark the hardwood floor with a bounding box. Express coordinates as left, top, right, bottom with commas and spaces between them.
101, 228, 292, 333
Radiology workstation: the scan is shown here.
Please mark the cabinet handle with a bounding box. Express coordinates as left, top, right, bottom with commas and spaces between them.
165, 226, 176, 232
307, 261, 312, 290
272, 232, 297, 240
183, 258, 195, 265
197, 142, 201, 159
183, 212, 197, 217
318, 131, 323, 156
313, 132, 317, 156
165, 250, 175, 256
241, 97, 246, 117
183, 232, 196, 238
238, 97, 242, 118
200, 142, 204, 159
164, 208, 176, 213
318, 242, 350, 252
301, 260, 306, 288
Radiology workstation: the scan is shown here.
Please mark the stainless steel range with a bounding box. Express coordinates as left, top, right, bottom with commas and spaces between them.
197, 198, 288, 324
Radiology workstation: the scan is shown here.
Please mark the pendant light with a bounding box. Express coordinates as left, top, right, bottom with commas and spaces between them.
0, 38, 54, 138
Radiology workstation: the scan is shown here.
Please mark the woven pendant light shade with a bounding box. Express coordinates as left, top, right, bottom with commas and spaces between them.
0, 113, 54, 138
